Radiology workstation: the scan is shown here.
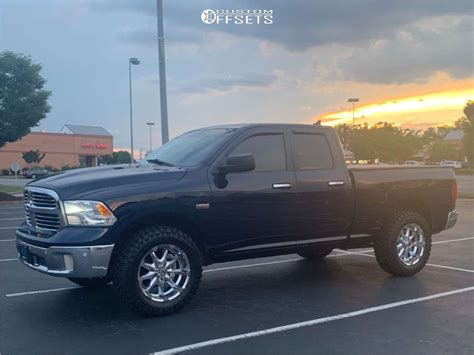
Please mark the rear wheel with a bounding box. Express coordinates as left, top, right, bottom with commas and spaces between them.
112, 226, 203, 316
374, 212, 431, 276
68, 277, 110, 288
298, 247, 333, 260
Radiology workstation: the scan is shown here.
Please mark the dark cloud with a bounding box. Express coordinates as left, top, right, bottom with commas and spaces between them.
326, 16, 474, 84
91, 0, 474, 84
90, 0, 472, 49
173, 73, 279, 94
117, 27, 201, 46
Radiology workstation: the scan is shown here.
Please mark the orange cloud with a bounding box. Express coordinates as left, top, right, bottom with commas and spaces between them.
315, 86, 474, 129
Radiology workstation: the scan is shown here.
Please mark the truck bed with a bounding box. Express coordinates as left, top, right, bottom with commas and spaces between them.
348, 165, 456, 235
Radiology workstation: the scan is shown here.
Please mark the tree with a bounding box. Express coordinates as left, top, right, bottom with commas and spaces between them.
98, 151, 131, 165
22, 150, 46, 164
430, 142, 461, 162
349, 122, 424, 163
334, 123, 353, 149
0, 51, 51, 148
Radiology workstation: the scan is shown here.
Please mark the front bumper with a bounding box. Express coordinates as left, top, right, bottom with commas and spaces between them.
444, 210, 458, 231
16, 239, 114, 278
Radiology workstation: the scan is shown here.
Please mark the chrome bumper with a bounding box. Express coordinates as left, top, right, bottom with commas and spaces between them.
444, 210, 458, 231
16, 240, 114, 278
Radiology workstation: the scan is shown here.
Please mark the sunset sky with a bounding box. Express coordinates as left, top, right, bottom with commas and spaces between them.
0, 1, 472, 153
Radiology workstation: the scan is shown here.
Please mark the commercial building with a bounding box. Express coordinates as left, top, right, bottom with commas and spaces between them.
443, 129, 465, 150
0, 125, 113, 170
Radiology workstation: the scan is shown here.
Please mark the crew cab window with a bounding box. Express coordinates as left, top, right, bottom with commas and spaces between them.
291, 133, 333, 170
230, 134, 287, 171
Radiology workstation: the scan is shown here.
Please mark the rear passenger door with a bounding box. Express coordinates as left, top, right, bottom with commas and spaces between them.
289, 129, 353, 240
207, 128, 297, 252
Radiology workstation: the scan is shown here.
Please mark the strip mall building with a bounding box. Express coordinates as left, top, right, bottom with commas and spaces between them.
0, 125, 113, 170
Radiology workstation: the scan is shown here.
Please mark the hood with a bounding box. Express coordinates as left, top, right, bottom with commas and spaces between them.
28, 164, 187, 199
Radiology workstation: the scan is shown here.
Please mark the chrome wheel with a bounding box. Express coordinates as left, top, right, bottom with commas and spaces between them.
137, 244, 191, 302
396, 223, 425, 266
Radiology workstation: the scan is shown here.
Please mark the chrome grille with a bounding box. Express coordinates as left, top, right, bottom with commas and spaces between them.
24, 187, 63, 235
24, 190, 58, 209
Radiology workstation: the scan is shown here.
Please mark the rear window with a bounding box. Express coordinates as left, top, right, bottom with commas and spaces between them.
291, 133, 333, 170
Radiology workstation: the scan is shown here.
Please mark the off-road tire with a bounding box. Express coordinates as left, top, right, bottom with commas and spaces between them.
298, 247, 333, 260
68, 277, 111, 288
374, 211, 431, 276
111, 226, 203, 316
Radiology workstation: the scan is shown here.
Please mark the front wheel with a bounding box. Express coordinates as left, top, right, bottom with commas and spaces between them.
374, 212, 432, 276
112, 226, 203, 316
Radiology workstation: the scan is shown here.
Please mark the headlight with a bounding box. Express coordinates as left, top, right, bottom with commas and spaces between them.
63, 201, 117, 226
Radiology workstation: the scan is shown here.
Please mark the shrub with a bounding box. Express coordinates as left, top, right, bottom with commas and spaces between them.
43, 165, 60, 173
61, 165, 80, 171
1, 169, 10, 176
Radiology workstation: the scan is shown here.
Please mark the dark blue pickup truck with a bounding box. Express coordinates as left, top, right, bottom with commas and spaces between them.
16, 124, 458, 315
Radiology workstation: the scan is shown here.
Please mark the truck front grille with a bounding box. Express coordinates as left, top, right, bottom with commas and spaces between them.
24, 187, 63, 235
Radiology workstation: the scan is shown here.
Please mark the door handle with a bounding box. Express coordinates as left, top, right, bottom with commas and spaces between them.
328, 181, 345, 186
272, 183, 292, 189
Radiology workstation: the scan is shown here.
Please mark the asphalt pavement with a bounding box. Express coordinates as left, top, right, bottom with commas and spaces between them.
0, 200, 472, 354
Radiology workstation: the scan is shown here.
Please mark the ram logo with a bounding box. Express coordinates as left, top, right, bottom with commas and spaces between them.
196, 203, 210, 210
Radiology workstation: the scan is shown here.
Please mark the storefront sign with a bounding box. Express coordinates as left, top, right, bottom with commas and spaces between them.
81, 143, 109, 149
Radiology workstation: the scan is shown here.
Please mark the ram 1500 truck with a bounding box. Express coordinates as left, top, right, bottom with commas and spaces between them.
16, 124, 458, 315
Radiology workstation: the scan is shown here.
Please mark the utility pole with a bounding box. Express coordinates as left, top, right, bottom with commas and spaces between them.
156, 0, 169, 144
128, 57, 140, 164
347, 98, 360, 126
146, 122, 155, 153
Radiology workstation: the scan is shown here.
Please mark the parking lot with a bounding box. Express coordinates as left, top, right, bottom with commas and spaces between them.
0, 200, 473, 354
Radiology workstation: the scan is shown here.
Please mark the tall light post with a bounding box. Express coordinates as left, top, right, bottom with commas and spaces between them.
128, 57, 140, 164
347, 98, 359, 126
156, 0, 169, 144
146, 122, 155, 153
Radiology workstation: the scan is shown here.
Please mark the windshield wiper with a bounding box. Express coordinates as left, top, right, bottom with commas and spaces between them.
147, 158, 175, 167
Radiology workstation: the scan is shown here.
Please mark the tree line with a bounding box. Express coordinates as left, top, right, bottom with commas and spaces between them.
335, 101, 473, 164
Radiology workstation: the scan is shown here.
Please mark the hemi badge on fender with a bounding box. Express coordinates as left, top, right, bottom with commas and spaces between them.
196, 203, 210, 210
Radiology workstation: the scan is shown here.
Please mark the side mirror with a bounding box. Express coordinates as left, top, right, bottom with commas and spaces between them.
217, 154, 255, 175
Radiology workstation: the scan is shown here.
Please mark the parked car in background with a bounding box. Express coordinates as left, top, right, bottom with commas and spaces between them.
404, 160, 422, 166
440, 160, 462, 169
23, 167, 51, 179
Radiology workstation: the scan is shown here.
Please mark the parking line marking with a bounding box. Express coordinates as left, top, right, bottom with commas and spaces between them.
425, 263, 474, 273
0, 258, 18, 262
433, 237, 474, 245
0, 226, 17, 230
3, 253, 357, 297
152, 286, 474, 354
204, 252, 358, 273
0, 217, 23, 221
3, 238, 472, 296
5, 286, 81, 298
343, 250, 474, 273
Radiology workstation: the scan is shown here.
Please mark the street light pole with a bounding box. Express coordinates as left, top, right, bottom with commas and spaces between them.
156, 0, 169, 144
128, 57, 140, 164
146, 122, 155, 153
347, 98, 360, 126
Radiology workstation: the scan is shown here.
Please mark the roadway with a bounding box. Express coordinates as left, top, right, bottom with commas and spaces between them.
0, 200, 472, 354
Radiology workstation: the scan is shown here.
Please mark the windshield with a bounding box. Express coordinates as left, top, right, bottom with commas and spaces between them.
146, 127, 237, 166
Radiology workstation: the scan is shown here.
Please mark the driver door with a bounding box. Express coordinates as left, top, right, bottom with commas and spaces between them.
206, 128, 297, 253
